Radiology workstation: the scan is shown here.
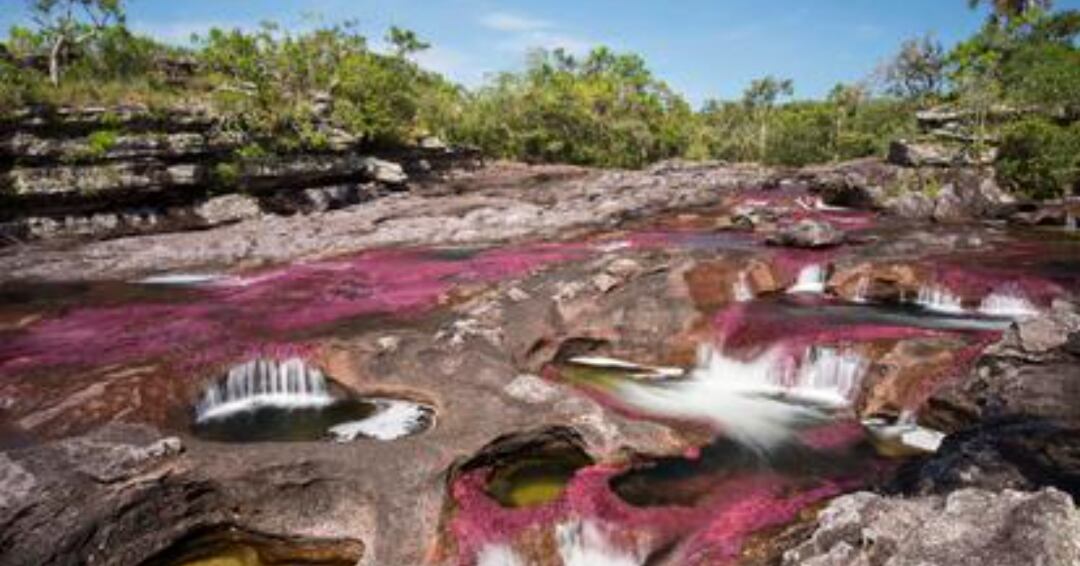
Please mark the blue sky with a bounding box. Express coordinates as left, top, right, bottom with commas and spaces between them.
3, 1, 1079, 105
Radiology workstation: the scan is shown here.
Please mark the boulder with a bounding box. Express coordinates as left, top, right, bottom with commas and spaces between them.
889, 140, 959, 167
891, 418, 1080, 499
784, 488, 1080, 566
362, 157, 407, 185
766, 218, 845, 249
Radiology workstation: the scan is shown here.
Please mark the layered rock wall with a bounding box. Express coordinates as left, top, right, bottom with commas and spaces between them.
0, 105, 479, 244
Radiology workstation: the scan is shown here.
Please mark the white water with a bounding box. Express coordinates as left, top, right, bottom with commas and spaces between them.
852, 276, 871, 303
916, 285, 965, 314
1067, 211, 1077, 233
607, 345, 868, 450
979, 285, 1040, 319
556, 520, 643, 566
194, 358, 335, 422
733, 271, 754, 302
328, 399, 433, 441
137, 273, 222, 285
477, 520, 642, 566
788, 264, 827, 294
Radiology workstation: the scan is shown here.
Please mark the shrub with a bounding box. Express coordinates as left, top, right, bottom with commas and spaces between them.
997, 117, 1080, 199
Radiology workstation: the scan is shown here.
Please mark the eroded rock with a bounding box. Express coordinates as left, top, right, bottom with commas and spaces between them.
784, 488, 1080, 566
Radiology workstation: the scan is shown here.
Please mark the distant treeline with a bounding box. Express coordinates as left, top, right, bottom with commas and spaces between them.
1, 0, 1077, 198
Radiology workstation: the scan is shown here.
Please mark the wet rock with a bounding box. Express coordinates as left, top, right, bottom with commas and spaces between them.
194, 194, 263, 226
828, 262, 921, 303
891, 418, 1080, 499
860, 337, 970, 418
767, 218, 845, 249
784, 488, 1080, 566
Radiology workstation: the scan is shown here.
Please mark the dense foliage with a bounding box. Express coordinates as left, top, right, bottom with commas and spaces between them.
0, 0, 1077, 197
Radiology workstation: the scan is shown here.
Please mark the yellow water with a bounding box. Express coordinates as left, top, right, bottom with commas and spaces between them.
174, 546, 262, 566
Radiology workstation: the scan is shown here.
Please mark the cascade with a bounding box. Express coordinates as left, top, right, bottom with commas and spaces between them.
852, 276, 870, 303
978, 285, 1040, 319
788, 264, 827, 294
1067, 211, 1077, 233
733, 271, 754, 302
605, 345, 868, 450
328, 400, 435, 441
916, 284, 965, 314
195, 358, 335, 422
477, 521, 641, 566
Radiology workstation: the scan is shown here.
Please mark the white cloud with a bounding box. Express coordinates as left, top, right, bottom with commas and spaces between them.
496, 30, 597, 56
480, 12, 552, 32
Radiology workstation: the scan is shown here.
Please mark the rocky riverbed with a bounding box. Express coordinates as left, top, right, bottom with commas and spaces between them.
0, 149, 1078, 565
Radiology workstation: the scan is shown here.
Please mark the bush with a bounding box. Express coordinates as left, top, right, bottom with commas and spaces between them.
997, 118, 1080, 199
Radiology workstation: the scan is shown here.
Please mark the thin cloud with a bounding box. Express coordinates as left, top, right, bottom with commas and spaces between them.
497, 30, 597, 56
480, 12, 552, 32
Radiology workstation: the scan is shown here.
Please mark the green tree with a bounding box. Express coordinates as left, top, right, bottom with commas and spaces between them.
881, 34, 946, 102
385, 26, 429, 58
28, 0, 126, 86
827, 83, 867, 161
968, 0, 1053, 23
742, 76, 794, 162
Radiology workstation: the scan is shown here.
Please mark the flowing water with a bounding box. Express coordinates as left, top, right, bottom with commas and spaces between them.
3, 202, 1078, 566
788, 264, 827, 294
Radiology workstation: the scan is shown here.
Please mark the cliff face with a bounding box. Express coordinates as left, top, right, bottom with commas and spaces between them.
0, 104, 479, 245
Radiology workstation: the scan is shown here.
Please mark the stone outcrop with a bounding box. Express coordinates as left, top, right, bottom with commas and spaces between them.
803, 159, 1014, 222
926, 300, 1080, 432
784, 488, 1080, 566
0, 104, 478, 245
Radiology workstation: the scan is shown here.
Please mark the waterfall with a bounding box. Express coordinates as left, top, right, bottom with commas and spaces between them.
979, 285, 1039, 319
606, 345, 868, 450
852, 276, 870, 303
733, 271, 754, 302
1066, 211, 1077, 233
195, 358, 335, 422
788, 264, 827, 294
328, 400, 434, 442
555, 520, 642, 566
477, 521, 642, 566
788, 347, 868, 406
916, 285, 965, 314
137, 273, 222, 285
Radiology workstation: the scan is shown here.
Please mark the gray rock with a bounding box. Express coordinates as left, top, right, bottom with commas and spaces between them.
767, 218, 845, 249
194, 194, 262, 226
362, 157, 407, 185
784, 488, 1080, 566
889, 140, 959, 167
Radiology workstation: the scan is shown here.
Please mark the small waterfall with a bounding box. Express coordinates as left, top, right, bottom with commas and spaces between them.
733, 271, 754, 302
852, 276, 870, 303
788, 347, 868, 406
195, 358, 335, 422
556, 520, 642, 566
606, 345, 868, 450
788, 264, 827, 294
1066, 211, 1077, 233
916, 284, 965, 314
979, 285, 1040, 319
328, 400, 435, 442
477, 521, 642, 566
